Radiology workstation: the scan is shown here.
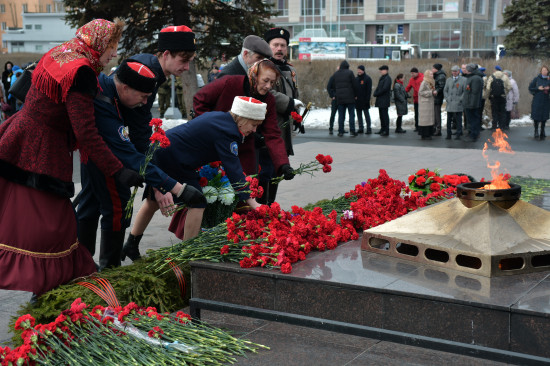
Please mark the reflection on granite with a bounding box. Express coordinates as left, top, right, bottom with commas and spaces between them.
511, 313, 550, 357
290, 238, 550, 310
512, 276, 550, 314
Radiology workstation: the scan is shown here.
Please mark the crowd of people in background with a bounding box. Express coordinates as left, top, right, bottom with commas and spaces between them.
324, 60, 550, 142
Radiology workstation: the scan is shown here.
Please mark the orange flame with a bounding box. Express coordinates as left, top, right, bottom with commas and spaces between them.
482, 129, 514, 190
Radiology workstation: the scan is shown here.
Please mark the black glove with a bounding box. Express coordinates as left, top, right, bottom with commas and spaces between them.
114, 167, 144, 188
280, 164, 295, 181
176, 184, 206, 205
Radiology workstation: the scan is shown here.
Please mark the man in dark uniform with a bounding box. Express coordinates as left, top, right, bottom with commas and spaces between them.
77, 25, 199, 264
355, 65, 372, 134
373, 65, 392, 136
76, 60, 204, 269
432, 63, 446, 136
216, 35, 272, 79
259, 27, 302, 205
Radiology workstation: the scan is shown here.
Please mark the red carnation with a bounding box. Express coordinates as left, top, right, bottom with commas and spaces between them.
291, 111, 302, 123
430, 183, 441, 191
220, 245, 230, 255
149, 118, 163, 128
416, 176, 426, 186
416, 169, 426, 176
322, 165, 332, 173
408, 175, 415, 183
199, 177, 208, 187
281, 262, 292, 273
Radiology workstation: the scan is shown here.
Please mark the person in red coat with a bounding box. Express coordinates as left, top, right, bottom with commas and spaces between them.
405, 67, 424, 132
193, 59, 295, 185
0, 19, 142, 296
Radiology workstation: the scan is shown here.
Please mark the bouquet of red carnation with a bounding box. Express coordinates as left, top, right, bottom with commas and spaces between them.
408, 168, 470, 196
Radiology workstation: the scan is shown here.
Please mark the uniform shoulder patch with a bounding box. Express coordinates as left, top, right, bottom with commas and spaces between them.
118, 126, 130, 142
230, 141, 238, 156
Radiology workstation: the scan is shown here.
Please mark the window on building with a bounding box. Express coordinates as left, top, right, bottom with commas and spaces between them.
463, 0, 472, 12
301, 0, 325, 16
271, 0, 288, 16
25, 24, 32, 30
46, 4, 51, 12
488, 0, 496, 21
410, 21, 462, 49
340, 0, 364, 15
12, 41, 24, 52
22, 3, 28, 12
35, 45, 43, 51
418, 0, 443, 12
0, 4, 5, 13
377, 0, 404, 14
55, 2, 64, 12
1, 22, 6, 30
34, 24, 41, 30
476, 0, 485, 14
2, 41, 6, 49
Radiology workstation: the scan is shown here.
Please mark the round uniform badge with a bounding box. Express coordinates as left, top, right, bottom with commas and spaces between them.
230, 141, 238, 156
118, 126, 130, 142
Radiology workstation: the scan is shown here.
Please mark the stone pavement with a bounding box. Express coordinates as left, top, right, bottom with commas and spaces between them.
2, 125, 548, 365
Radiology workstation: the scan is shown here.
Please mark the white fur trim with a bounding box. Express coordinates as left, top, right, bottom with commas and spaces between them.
230, 96, 267, 120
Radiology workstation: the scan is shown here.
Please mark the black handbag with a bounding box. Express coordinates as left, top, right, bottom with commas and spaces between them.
8, 62, 36, 102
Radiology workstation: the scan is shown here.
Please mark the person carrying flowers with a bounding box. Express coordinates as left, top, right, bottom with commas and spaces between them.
125, 96, 265, 255
75, 59, 205, 269
0, 19, 144, 296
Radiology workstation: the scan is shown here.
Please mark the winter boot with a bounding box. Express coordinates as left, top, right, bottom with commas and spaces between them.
99, 230, 125, 271
395, 117, 406, 133
77, 219, 99, 256
267, 182, 279, 205
541, 122, 546, 140
256, 180, 270, 205
121, 233, 143, 262
534, 121, 540, 139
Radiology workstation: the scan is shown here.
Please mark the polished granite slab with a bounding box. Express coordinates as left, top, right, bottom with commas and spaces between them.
192, 236, 550, 358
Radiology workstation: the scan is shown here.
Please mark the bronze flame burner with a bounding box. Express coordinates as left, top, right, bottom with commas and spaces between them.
456, 182, 521, 209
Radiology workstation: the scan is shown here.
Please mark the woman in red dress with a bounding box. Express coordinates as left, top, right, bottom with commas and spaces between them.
0, 19, 138, 295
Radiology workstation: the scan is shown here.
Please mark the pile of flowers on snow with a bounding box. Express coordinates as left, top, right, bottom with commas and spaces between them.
1, 298, 266, 365
152, 169, 470, 274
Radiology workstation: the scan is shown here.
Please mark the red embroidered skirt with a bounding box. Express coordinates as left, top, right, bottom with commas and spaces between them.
0, 177, 97, 295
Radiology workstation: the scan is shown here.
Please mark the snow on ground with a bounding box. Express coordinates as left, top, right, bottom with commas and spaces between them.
161, 105, 532, 131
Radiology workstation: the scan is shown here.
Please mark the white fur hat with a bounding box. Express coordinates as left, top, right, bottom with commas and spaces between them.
230, 96, 267, 121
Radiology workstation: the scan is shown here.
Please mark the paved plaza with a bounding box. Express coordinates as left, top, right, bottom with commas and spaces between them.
1, 125, 549, 365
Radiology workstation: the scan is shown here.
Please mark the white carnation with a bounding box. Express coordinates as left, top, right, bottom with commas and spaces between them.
218, 186, 235, 205
202, 186, 218, 204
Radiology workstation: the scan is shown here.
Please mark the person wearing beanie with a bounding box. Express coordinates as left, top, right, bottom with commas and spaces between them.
216, 35, 273, 79
443, 65, 466, 139
431, 63, 446, 136
76, 59, 206, 269
355, 65, 372, 134
406, 67, 424, 132
260, 26, 302, 205
373, 65, 392, 136
483, 63, 511, 130
462, 63, 484, 142
129, 96, 265, 242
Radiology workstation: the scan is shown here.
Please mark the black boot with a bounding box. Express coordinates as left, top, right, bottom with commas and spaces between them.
395, 117, 406, 133
534, 121, 540, 139
99, 230, 125, 271
256, 180, 270, 205
267, 182, 279, 205
121, 233, 143, 262
77, 219, 99, 256
541, 122, 546, 140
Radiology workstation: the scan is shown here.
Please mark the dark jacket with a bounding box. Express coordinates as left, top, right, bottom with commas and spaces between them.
216, 56, 247, 79
332, 60, 357, 105
393, 81, 408, 116
355, 73, 372, 110
433, 69, 447, 105
462, 69, 484, 110
528, 74, 550, 122
327, 74, 336, 99
373, 73, 392, 108
119, 53, 167, 154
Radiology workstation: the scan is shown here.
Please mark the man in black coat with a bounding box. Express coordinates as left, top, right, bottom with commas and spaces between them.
329, 60, 358, 137
432, 63, 446, 136
355, 65, 372, 134
216, 35, 272, 79
373, 65, 391, 136
326, 66, 339, 135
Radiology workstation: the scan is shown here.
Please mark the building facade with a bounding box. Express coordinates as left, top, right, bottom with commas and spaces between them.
269, 0, 512, 58
0, 0, 63, 53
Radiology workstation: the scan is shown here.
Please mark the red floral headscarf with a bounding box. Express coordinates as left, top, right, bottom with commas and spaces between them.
247, 59, 280, 98
32, 19, 122, 103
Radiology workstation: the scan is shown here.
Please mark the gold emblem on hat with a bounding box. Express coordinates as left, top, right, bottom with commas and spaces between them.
280, 30, 284, 35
